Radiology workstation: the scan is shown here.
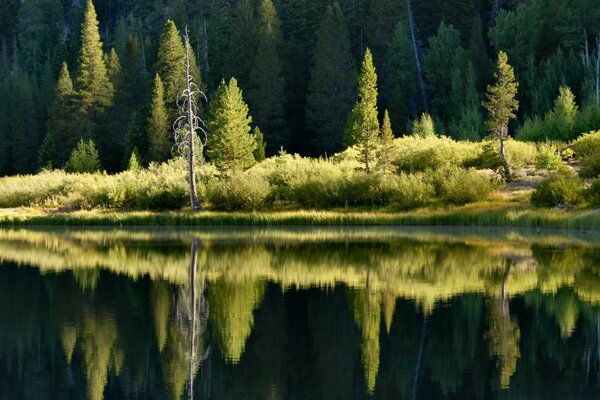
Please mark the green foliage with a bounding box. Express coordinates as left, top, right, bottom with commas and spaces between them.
247, 0, 289, 154
385, 22, 417, 132
65, 139, 101, 173
75, 0, 113, 115
531, 173, 585, 207
535, 147, 563, 171
155, 20, 186, 104
207, 171, 270, 211
306, 2, 357, 154
207, 78, 256, 172
426, 166, 498, 204
425, 23, 465, 125
147, 74, 171, 163
572, 130, 600, 178
345, 48, 380, 171
471, 140, 539, 170
127, 149, 142, 171
252, 127, 266, 162
412, 113, 436, 138
377, 110, 397, 173
587, 178, 600, 206
395, 135, 481, 172
483, 51, 519, 138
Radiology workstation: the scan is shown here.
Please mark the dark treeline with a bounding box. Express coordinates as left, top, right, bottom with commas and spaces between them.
0, 0, 599, 175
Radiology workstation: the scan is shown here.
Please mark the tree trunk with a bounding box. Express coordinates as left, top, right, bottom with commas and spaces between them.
184, 28, 202, 212
407, 0, 427, 111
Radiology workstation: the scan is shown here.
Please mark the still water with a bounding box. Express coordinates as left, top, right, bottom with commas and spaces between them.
1, 226, 600, 399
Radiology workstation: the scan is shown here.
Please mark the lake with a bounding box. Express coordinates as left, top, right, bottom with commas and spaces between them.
1, 226, 600, 399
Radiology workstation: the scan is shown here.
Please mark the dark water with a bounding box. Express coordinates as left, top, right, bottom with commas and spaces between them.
1, 227, 600, 400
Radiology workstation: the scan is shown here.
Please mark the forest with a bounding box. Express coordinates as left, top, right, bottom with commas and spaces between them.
0, 0, 600, 214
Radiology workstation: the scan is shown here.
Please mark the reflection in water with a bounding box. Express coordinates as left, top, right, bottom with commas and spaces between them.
0, 227, 600, 398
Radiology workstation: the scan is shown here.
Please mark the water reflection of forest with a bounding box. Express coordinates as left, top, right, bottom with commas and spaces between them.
1, 227, 600, 399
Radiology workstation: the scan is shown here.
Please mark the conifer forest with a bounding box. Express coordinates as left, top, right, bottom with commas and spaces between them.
0, 0, 598, 175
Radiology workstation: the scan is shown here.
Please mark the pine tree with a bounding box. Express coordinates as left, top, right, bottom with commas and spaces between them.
483, 51, 519, 180
46, 62, 79, 166
468, 16, 491, 93
65, 138, 101, 173
12, 72, 40, 174
207, 78, 256, 171
155, 20, 201, 118
104, 48, 121, 87
377, 110, 397, 173
385, 21, 418, 133
248, 0, 289, 155
424, 23, 465, 129
252, 126, 266, 162
412, 113, 436, 138
546, 86, 579, 141
155, 20, 187, 103
225, 0, 257, 87
147, 74, 171, 163
451, 63, 483, 141
345, 48, 380, 171
75, 0, 113, 118
306, 3, 357, 155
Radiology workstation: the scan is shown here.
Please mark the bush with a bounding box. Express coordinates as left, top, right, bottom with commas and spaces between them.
572, 131, 600, 178
394, 136, 481, 172
470, 139, 539, 171
535, 146, 563, 171
427, 166, 498, 204
530, 174, 585, 207
588, 178, 600, 207
207, 171, 270, 211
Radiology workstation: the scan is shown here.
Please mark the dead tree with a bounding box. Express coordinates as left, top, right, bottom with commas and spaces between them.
174, 26, 207, 212
406, 0, 428, 110
582, 33, 600, 105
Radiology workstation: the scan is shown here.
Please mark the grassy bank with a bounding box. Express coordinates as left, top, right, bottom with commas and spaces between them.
1, 203, 599, 229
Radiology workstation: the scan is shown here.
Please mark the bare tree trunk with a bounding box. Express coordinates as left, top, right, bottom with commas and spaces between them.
407, 0, 427, 111
184, 32, 202, 212
594, 34, 600, 104
498, 124, 511, 181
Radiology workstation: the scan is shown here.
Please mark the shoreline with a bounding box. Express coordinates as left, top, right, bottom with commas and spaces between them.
0, 205, 599, 230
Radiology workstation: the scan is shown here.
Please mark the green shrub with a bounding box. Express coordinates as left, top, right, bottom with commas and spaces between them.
535, 146, 563, 171
427, 166, 498, 204
530, 174, 585, 207
65, 139, 102, 173
394, 136, 481, 172
207, 172, 270, 211
470, 139, 539, 171
571, 130, 600, 178
587, 178, 600, 206
386, 173, 435, 209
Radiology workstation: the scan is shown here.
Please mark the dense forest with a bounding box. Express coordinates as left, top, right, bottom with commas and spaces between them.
0, 0, 599, 175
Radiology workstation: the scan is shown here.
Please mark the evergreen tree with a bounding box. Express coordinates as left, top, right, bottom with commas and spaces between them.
545, 86, 579, 141
11, 72, 40, 174
365, 0, 403, 66
65, 138, 101, 173
483, 51, 519, 180
248, 0, 289, 155
147, 74, 171, 163
385, 21, 418, 133
377, 109, 397, 173
225, 0, 257, 87
467, 16, 491, 93
345, 48, 380, 171
306, 3, 357, 155
155, 20, 201, 118
451, 63, 483, 141
74, 0, 113, 118
155, 20, 186, 103
424, 23, 465, 129
46, 62, 79, 166
127, 148, 142, 171
412, 113, 436, 138
252, 126, 266, 162
207, 78, 256, 171
104, 48, 121, 87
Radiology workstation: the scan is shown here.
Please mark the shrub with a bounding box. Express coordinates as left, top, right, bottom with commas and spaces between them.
588, 178, 600, 207
207, 171, 270, 211
412, 112, 436, 138
535, 146, 563, 171
394, 135, 481, 172
471, 139, 539, 171
65, 139, 101, 173
427, 166, 498, 204
530, 174, 585, 207
571, 131, 600, 178
386, 173, 435, 209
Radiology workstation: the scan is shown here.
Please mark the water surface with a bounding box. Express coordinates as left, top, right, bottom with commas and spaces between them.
1, 226, 600, 399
